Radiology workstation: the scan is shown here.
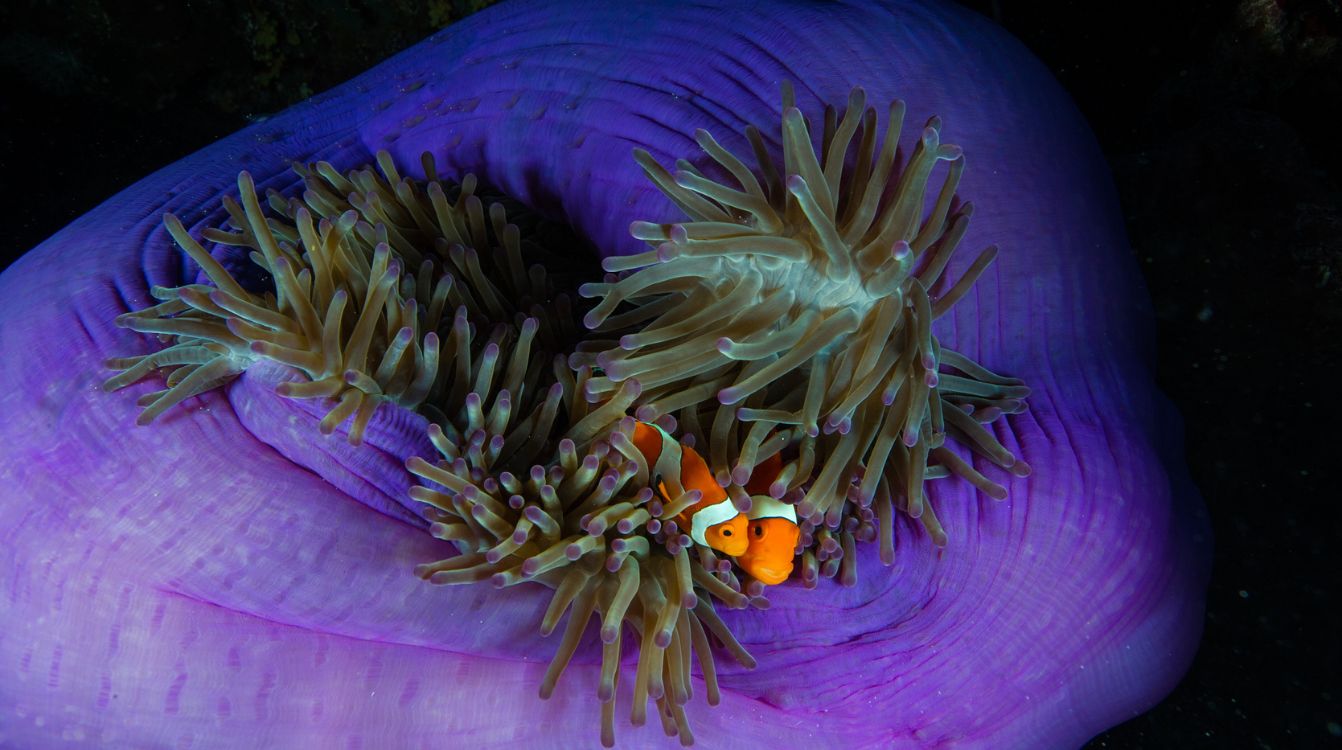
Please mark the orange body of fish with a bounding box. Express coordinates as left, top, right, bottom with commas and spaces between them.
630, 422, 800, 585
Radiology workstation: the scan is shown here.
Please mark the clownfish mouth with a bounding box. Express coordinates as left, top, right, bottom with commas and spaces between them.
739, 519, 802, 587
101, 81, 1027, 746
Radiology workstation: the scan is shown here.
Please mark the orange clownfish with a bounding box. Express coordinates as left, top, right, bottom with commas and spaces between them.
631, 421, 748, 556
738, 452, 801, 585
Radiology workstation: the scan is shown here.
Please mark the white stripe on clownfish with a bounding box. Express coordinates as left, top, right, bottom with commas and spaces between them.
647, 424, 686, 500
690, 500, 741, 547
746, 493, 797, 524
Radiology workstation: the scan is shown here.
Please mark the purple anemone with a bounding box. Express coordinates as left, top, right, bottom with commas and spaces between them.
0, 1, 1209, 748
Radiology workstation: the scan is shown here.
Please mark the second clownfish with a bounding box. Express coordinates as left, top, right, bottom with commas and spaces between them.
630, 422, 800, 585
739, 452, 801, 586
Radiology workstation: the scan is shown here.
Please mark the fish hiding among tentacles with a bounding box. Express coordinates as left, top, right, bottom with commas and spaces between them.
631, 421, 800, 583
739, 452, 802, 586
740, 497, 801, 585
631, 420, 748, 556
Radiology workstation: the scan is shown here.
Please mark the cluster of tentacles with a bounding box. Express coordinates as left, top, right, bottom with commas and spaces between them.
104, 151, 574, 444
408, 405, 761, 746
404, 335, 766, 745
579, 83, 1031, 582
105, 83, 1029, 746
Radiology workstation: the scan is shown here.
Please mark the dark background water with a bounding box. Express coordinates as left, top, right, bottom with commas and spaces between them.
1, 1, 1336, 747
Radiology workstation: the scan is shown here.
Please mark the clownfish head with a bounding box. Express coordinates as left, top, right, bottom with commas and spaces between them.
736, 495, 800, 586
702, 514, 749, 557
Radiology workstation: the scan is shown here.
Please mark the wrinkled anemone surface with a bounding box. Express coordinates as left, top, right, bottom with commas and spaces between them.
0, 1, 1210, 749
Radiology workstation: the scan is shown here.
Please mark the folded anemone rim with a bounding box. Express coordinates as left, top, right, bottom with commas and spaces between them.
100, 81, 1028, 747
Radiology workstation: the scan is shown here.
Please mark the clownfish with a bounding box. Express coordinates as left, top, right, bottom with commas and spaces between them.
631, 421, 748, 556
738, 452, 801, 586
630, 422, 802, 585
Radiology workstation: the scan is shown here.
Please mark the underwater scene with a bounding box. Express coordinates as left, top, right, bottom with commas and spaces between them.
1, 1, 1334, 748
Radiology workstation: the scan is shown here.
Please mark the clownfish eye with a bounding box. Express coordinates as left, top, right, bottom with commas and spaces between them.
753, 524, 764, 537
722, 528, 732, 536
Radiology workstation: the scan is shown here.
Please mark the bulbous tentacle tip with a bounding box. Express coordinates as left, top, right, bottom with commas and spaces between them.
920, 125, 940, 148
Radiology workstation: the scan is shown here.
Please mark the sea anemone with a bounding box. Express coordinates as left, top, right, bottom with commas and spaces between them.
0, 1, 1210, 748
98, 73, 1039, 744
